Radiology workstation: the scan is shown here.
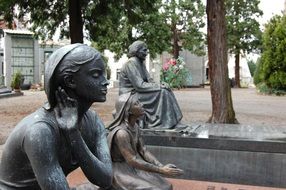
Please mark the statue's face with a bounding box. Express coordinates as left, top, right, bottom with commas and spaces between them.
129, 101, 145, 117
73, 57, 109, 102
136, 46, 148, 61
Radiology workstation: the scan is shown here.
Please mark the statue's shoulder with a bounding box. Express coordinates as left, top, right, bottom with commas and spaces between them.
86, 109, 101, 121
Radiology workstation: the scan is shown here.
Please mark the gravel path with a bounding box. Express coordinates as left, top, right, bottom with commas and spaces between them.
1, 87, 286, 143
1, 87, 286, 154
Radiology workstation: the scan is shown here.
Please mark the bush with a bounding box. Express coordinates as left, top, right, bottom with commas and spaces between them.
253, 58, 263, 85
160, 57, 191, 89
255, 15, 286, 94
256, 82, 286, 96
10, 71, 22, 90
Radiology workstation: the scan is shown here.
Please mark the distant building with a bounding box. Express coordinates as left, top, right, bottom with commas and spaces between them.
227, 54, 253, 87
0, 29, 67, 89
1, 29, 38, 88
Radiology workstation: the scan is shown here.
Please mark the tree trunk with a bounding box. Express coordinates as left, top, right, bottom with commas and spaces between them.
206, 0, 238, 124
68, 0, 84, 44
234, 52, 241, 87
171, 21, 180, 59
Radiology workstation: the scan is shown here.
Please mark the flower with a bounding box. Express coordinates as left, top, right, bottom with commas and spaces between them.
162, 62, 170, 71
161, 57, 191, 89
168, 58, 177, 66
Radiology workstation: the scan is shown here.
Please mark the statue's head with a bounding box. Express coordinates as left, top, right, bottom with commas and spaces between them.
44, 44, 109, 110
127, 40, 148, 61
115, 93, 137, 120
107, 92, 144, 130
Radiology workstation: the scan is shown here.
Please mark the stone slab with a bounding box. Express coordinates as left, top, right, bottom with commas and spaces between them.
0, 87, 11, 94
142, 123, 286, 188
0, 91, 23, 99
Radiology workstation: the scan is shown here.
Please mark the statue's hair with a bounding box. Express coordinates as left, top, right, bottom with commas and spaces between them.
107, 92, 139, 130
127, 40, 147, 58
54, 45, 101, 86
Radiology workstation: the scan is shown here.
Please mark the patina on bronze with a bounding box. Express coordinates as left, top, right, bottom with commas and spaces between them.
119, 41, 186, 129
107, 93, 183, 190
0, 44, 112, 190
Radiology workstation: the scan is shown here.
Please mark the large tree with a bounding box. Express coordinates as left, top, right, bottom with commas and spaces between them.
91, 0, 206, 59
160, 0, 205, 58
206, 0, 237, 124
1, 0, 206, 59
0, 0, 87, 43
225, 0, 263, 87
0, 0, 157, 46
88, 0, 170, 59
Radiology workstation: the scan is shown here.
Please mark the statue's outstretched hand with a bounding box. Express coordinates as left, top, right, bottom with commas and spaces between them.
55, 87, 78, 132
160, 82, 170, 90
160, 164, 184, 177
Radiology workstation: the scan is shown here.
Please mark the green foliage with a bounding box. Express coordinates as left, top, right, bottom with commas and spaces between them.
257, 15, 286, 93
0, 0, 205, 59
253, 58, 263, 85
225, 0, 263, 55
91, 0, 206, 59
247, 60, 256, 77
256, 82, 286, 96
160, 57, 191, 89
161, 0, 206, 57
0, 0, 69, 41
11, 71, 22, 90
89, 0, 171, 59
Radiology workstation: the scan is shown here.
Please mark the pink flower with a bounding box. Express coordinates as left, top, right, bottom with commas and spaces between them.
162, 62, 170, 71
168, 58, 176, 66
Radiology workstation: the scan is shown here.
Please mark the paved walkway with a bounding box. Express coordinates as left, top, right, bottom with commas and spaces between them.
67, 168, 286, 190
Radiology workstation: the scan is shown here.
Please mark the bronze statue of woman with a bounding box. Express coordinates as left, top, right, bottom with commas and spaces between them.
107, 93, 183, 190
119, 40, 187, 129
0, 44, 112, 189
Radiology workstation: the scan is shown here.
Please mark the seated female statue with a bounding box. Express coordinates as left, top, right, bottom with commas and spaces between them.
0, 44, 112, 190
119, 40, 186, 129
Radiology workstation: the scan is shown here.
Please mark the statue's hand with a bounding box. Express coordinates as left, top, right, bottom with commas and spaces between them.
160, 164, 184, 177
54, 87, 78, 132
160, 82, 170, 90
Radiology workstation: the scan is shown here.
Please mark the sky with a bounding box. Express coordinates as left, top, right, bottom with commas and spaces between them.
259, 0, 285, 26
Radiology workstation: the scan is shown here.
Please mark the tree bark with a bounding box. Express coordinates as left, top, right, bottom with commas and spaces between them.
68, 0, 84, 43
206, 0, 238, 124
234, 52, 241, 87
171, 20, 180, 59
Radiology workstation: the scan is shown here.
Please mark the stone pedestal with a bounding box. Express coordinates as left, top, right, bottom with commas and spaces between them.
142, 124, 286, 188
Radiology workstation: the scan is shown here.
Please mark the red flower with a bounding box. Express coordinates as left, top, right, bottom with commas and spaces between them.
169, 58, 176, 66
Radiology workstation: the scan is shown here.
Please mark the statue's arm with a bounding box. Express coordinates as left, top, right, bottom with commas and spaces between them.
54, 87, 112, 188
70, 121, 112, 188
137, 136, 163, 167
124, 63, 161, 92
114, 129, 162, 173
23, 123, 70, 190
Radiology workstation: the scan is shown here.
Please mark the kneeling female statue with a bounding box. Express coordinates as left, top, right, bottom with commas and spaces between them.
107, 93, 183, 190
